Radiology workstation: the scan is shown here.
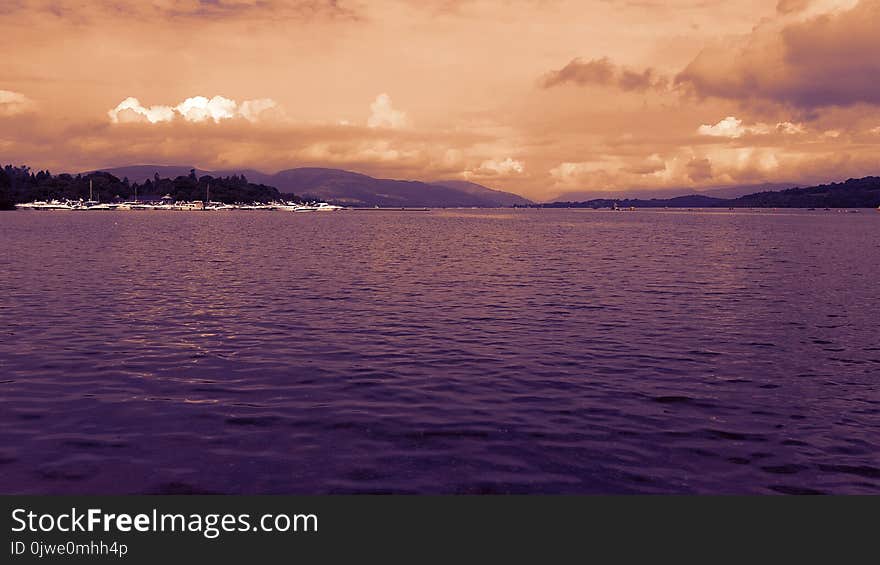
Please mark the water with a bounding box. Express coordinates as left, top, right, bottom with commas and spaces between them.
1, 209, 878, 494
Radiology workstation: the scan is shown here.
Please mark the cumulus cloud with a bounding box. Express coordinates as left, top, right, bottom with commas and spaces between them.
676, 0, 880, 109
0, 89, 35, 116
547, 143, 804, 194
698, 116, 807, 138
469, 157, 525, 177
239, 98, 278, 121
107, 97, 175, 123
367, 93, 408, 129
549, 153, 675, 193
624, 154, 667, 175
776, 121, 807, 134
108, 95, 279, 124
175, 95, 238, 122
549, 161, 609, 185
541, 57, 667, 91
698, 116, 749, 138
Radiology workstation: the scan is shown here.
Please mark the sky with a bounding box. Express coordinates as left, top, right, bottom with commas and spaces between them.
1, 0, 879, 200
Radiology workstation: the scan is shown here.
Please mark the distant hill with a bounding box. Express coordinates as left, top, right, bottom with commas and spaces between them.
727, 177, 880, 208
546, 176, 880, 209
266, 168, 511, 207
87, 165, 531, 207
430, 179, 533, 206
553, 182, 799, 203
545, 194, 728, 208
701, 183, 801, 199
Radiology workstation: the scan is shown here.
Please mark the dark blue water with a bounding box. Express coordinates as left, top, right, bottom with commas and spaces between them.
1, 209, 878, 494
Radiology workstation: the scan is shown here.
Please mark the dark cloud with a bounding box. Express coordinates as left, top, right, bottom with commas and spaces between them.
776, 0, 811, 14
677, 0, 880, 109
686, 157, 712, 182
541, 57, 667, 91
8, 0, 360, 22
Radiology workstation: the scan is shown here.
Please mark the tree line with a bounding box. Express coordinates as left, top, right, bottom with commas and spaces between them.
0, 165, 300, 209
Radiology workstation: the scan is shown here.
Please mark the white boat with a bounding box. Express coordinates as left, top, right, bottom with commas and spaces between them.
315, 202, 343, 211
205, 202, 235, 211
78, 180, 105, 209
82, 203, 115, 210
26, 200, 74, 210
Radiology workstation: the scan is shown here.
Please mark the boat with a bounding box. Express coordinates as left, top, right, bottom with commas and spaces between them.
205, 202, 236, 211
315, 203, 343, 212
78, 179, 111, 209
22, 200, 74, 210
83, 203, 115, 210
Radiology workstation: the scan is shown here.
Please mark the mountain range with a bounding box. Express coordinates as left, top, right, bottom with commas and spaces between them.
545, 176, 880, 209
87, 165, 533, 208
552, 182, 800, 202
84, 165, 880, 209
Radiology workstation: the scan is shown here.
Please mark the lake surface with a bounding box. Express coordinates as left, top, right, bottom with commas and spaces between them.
1, 209, 878, 494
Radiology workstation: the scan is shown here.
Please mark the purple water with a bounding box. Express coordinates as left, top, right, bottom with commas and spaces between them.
1, 209, 878, 494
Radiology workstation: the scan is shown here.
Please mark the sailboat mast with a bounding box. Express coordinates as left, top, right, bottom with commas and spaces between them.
89, 179, 93, 201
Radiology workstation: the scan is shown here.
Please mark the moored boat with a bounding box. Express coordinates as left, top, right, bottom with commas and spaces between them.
315, 202, 343, 211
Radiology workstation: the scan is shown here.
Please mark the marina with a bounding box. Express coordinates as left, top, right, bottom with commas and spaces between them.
15, 198, 345, 212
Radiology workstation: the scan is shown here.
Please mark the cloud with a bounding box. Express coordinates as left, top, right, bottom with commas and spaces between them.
367, 93, 408, 129
776, 121, 807, 134
0, 89, 35, 116
698, 116, 749, 138
697, 116, 807, 138
549, 153, 673, 193
685, 157, 713, 182
108, 95, 279, 123
777, 0, 812, 14
9, 0, 361, 22
541, 57, 667, 91
107, 97, 175, 123
624, 154, 666, 175
468, 157, 525, 177
676, 0, 880, 109
239, 98, 279, 121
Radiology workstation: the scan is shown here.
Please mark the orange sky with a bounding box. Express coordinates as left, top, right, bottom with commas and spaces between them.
2, 0, 879, 200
